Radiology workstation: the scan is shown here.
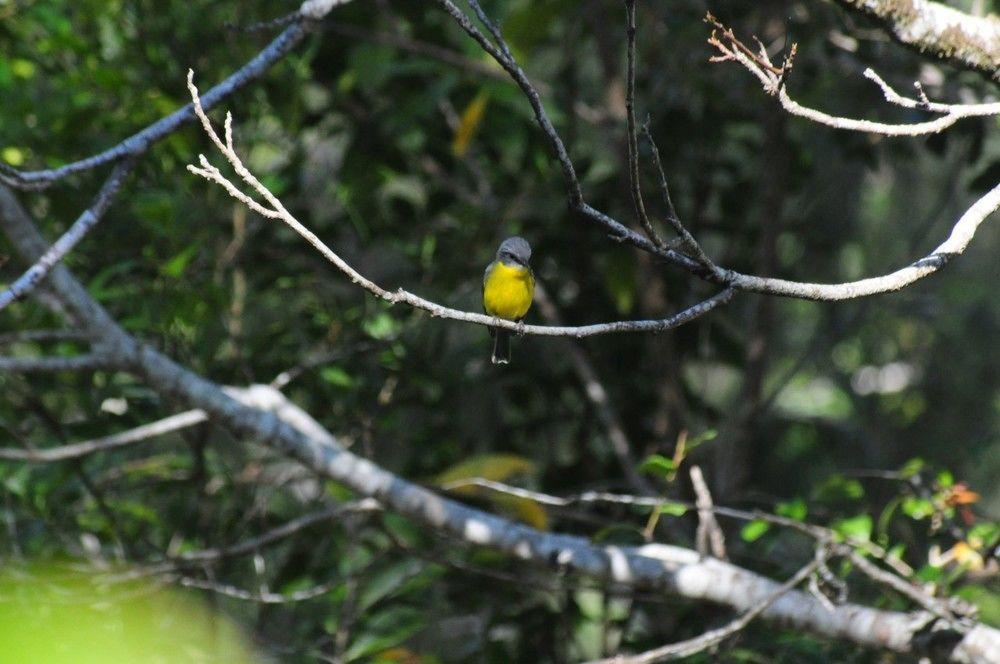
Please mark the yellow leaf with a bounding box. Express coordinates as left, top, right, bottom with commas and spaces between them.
433, 453, 536, 490
433, 454, 547, 529
492, 493, 549, 530
950, 541, 985, 571
451, 92, 489, 157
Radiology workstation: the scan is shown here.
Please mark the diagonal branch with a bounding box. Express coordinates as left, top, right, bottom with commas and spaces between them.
0, 0, 356, 190
0, 159, 134, 312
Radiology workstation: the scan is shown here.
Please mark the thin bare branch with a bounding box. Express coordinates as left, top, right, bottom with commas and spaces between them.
0, 410, 207, 462
706, 14, 1000, 137
177, 499, 381, 563
185, 70, 736, 337
641, 122, 718, 273
0, 329, 89, 345
0, 353, 122, 373
623, 0, 664, 248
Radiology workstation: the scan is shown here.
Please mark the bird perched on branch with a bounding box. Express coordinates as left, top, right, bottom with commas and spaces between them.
482, 236, 535, 364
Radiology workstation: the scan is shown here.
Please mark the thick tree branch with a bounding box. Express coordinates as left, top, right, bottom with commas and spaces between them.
833, 0, 1000, 82
1, 186, 998, 662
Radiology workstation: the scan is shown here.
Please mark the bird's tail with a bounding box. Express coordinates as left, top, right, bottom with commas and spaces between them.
491, 329, 510, 365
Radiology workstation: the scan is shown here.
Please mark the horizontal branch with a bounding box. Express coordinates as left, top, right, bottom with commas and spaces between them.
178, 498, 381, 563
0, 410, 207, 462
0, 160, 133, 312
725, 180, 1000, 300
0, 353, 122, 373
0, 329, 89, 345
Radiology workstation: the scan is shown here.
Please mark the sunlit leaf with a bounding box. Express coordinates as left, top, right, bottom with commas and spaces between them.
433, 454, 536, 489
451, 91, 488, 157
741, 520, 770, 542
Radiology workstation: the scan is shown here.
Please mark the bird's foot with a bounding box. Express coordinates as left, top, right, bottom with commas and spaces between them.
516, 320, 526, 337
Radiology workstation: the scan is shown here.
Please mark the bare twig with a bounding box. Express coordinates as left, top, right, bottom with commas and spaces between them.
0, 330, 89, 346
0, 410, 207, 462
641, 121, 718, 273
706, 13, 1000, 136
623, 0, 664, 248
177, 499, 381, 563
176, 575, 341, 603
0, 353, 122, 373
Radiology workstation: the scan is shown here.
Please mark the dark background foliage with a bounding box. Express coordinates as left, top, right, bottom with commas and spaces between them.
1, 1, 998, 661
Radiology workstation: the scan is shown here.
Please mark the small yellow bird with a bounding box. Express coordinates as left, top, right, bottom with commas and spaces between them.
482, 236, 535, 364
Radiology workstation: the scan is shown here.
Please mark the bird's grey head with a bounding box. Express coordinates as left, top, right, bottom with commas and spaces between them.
496, 236, 532, 267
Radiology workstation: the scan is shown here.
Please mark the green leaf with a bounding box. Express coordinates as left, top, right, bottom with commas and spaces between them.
776, 498, 808, 521
657, 501, 688, 517
832, 514, 873, 543
901, 496, 935, 520
899, 457, 925, 478
344, 607, 425, 661
955, 586, 1000, 627
813, 475, 864, 503
638, 454, 676, 478
358, 560, 425, 613
741, 520, 770, 542
160, 244, 198, 278
686, 429, 718, 450
320, 366, 355, 388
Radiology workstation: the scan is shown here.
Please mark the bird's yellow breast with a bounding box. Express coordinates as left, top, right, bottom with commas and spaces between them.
483, 260, 534, 321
